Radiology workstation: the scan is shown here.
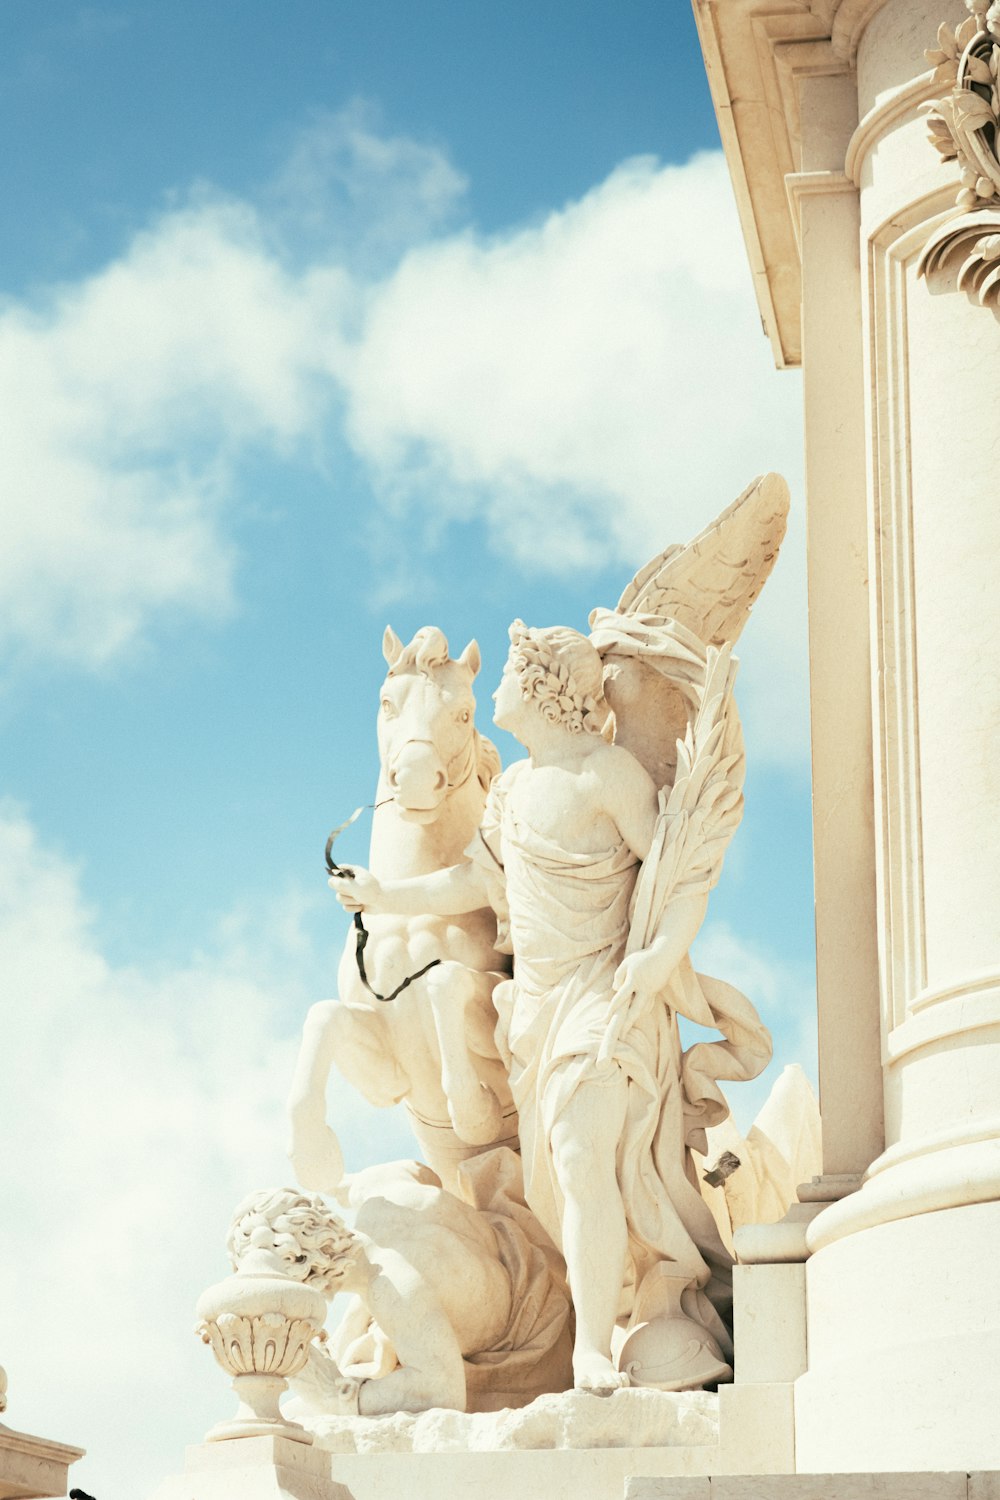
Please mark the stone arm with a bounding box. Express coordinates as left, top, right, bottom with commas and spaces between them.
602, 745, 660, 862
613, 891, 709, 1005
329, 859, 490, 919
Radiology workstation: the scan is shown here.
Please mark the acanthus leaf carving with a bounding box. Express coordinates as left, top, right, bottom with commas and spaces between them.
918, 0, 1000, 306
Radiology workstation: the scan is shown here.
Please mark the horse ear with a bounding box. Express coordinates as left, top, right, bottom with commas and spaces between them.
457, 639, 481, 678
382, 625, 404, 667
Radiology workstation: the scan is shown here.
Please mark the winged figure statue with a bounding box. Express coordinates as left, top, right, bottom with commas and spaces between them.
326, 472, 791, 1399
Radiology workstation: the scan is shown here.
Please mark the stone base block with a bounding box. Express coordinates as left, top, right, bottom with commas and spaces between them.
0, 1421, 85, 1500
327, 1448, 715, 1500
148, 1435, 353, 1500
716, 1385, 795, 1474
311, 1388, 723, 1500
796, 1201, 1000, 1473
627, 1477, 991, 1499
733, 1264, 807, 1386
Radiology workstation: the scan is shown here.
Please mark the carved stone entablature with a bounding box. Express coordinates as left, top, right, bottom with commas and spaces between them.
917, 0, 1000, 305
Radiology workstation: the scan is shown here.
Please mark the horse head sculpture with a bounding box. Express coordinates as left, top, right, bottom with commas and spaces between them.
378, 625, 499, 822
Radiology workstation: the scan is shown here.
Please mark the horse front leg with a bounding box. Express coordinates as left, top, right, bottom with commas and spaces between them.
424, 962, 504, 1147
288, 999, 410, 1192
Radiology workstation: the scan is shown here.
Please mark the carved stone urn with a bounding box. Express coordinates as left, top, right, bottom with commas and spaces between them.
196, 1243, 327, 1444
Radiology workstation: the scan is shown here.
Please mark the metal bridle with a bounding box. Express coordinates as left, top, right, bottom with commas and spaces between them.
324, 803, 442, 1004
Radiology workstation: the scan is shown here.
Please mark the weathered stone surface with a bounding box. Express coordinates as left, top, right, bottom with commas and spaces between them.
304, 1387, 719, 1455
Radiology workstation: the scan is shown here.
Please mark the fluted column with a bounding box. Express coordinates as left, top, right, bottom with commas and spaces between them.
795, 0, 1000, 1472
807, 0, 1000, 1252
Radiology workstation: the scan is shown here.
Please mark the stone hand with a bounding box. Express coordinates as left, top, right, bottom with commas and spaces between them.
331, 1374, 363, 1415
300, 1344, 363, 1414
329, 865, 384, 914
613, 944, 672, 1004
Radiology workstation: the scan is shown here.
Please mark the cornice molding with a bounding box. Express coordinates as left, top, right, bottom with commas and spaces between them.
692, 0, 859, 368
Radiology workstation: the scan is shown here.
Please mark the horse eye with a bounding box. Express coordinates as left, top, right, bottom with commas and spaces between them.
458, 708, 471, 723
381, 699, 396, 717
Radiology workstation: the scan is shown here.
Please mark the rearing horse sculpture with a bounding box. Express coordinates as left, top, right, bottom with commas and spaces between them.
288, 626, 518, 1193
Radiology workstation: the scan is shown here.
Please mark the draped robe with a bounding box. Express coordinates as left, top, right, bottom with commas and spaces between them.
469, 761, 772, 1356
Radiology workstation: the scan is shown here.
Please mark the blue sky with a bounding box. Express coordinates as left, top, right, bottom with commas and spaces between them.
1, 4, 812, 1494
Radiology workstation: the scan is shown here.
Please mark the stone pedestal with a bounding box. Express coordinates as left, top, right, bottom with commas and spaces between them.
0, 1423, 85, 1500
288, 1385, 804, 1500
798, 1201, 1000, 1472
148, 1435, 353, 1500
0, 1365, 84, 1500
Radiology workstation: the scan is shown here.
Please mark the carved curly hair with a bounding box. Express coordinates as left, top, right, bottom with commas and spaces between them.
507, 620, 609, 736
227, 1188, 358, 1297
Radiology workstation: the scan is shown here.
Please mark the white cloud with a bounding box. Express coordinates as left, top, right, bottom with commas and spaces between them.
0, 129, 807, 757
0, 199, 352, 670
266, 100, 468, 269
341, 150, 808, 759
0, 804, 414, 1496
344, 153, 801, 549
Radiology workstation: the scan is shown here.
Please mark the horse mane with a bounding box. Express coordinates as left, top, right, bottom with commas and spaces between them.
387, 626, 450, 678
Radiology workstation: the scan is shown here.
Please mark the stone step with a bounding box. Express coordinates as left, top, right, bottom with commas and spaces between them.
627, 1476, 1000, 1500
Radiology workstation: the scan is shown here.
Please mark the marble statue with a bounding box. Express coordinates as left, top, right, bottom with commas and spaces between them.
224, 1152, 572, 1420
288, 627, 517, 1193
328, 474, 788, 1395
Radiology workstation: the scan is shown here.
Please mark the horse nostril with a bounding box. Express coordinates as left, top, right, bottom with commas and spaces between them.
387, 766, 399, 788
433, 768, 447, 791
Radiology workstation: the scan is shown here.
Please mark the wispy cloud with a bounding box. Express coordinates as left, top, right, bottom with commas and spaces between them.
0, 199, 351, 670
0, 119, 805, 757
340, 149, 807, 759
0, 803, 414, 1496
345, 153, 800, 551
265, 100, 469, 270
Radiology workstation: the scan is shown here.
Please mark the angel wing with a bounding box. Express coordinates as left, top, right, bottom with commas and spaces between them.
614, 472, 789, 646
590, 473, 789, 789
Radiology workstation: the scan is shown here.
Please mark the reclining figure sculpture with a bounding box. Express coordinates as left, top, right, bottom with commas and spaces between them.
224, 1150, 571, 1419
